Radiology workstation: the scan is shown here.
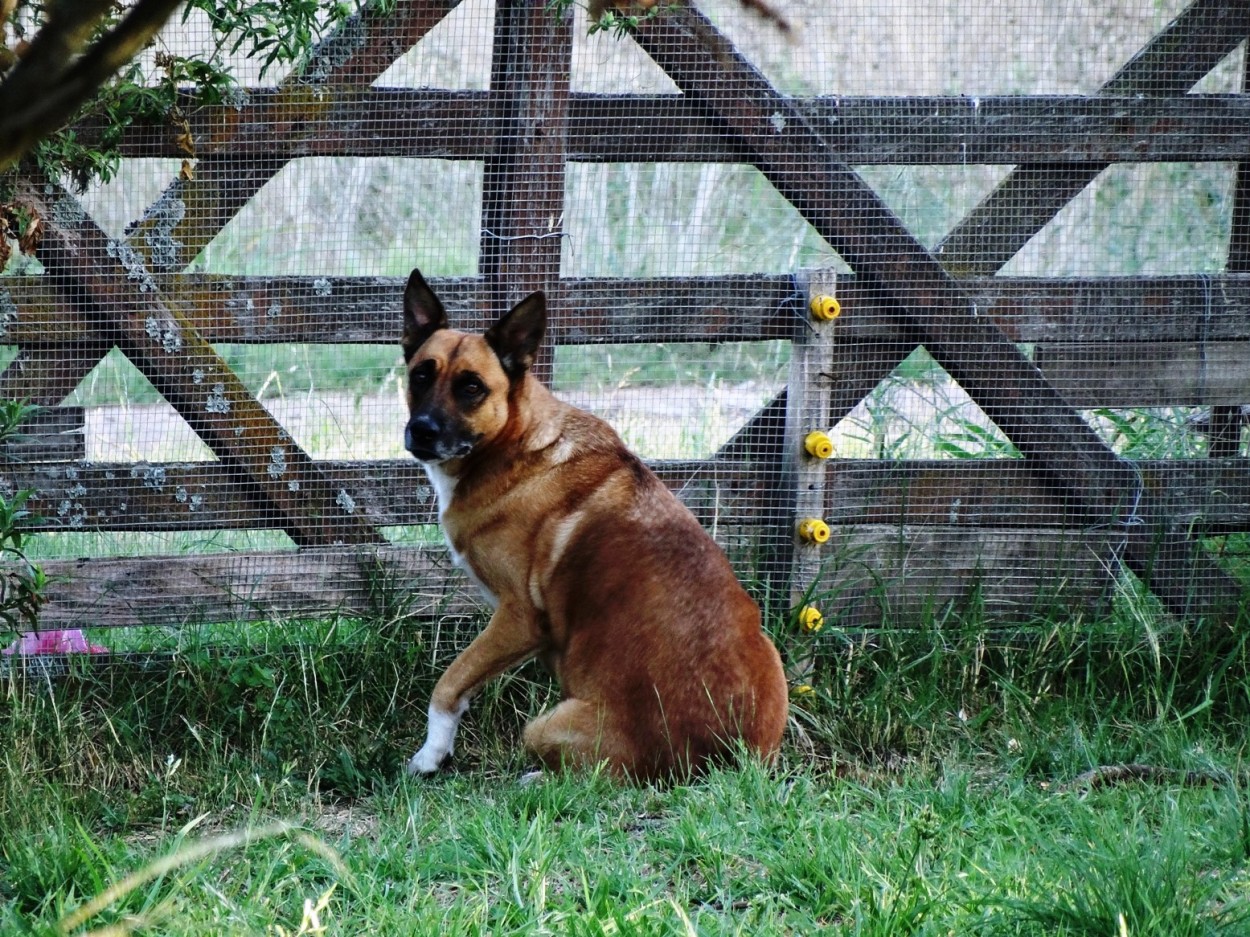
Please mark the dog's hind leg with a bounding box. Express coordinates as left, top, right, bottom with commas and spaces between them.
522, 699, 635, 778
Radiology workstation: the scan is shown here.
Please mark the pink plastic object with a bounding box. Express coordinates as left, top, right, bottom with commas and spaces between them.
2, 629, 108, 656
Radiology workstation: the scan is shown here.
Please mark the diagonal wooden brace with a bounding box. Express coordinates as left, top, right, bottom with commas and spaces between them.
632, 5, 1243, 620
724, 0, 1250, 455
24, 180, 383, 548
937, 0, 1250, 276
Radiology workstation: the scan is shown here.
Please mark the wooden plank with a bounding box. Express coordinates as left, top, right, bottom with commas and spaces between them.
3, 273, 796, 344
1034, 341, 1250, 407
25, 523, 1130, 631
935, 0, 1250, 277
823, 459, 1250, 533
11, 454, 1246, 535
815, 525, 1117, 627
0, 342, 114, 406
34, 546, 476, 629
630, 4, 1244, 621
840, 275, 1250, 344
27, 181, 383, 548
11, 272, 1250, 346
2, 459, 432, 532
6, 458, 779, 532
91, 91, 1250, 165
0, 407, 84, 463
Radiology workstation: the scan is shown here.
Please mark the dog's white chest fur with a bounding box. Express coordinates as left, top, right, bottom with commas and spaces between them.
421, 461, 499, 608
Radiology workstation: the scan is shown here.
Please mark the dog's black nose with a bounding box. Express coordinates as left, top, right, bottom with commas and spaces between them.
405, 414, 441, 454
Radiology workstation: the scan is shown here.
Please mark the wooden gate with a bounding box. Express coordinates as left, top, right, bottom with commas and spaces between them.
1, 0, 1247, 633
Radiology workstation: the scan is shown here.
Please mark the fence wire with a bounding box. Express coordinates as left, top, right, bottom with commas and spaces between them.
1, 0, 1246, 652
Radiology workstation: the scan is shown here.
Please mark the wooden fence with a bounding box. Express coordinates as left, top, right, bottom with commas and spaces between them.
1, 0, 1248, 632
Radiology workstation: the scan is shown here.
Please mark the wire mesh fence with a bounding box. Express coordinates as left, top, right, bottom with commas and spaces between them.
1, 0, 1247, 655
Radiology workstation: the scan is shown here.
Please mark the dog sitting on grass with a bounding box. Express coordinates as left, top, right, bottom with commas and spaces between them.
400, 269, 787, 781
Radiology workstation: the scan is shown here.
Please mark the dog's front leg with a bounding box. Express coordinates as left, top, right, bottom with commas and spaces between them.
407, 604, 541, 776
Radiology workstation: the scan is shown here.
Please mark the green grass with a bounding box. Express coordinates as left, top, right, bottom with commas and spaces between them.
3, 599, 1249, 936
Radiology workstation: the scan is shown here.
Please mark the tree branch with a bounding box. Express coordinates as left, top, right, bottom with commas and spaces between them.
0, 0, 185, 173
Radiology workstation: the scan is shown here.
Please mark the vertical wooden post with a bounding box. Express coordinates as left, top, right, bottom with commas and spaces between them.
786, 269, 838, 608
775, 269, 837, 676
1213, 44, 1250, 458
480, 0, 572, 385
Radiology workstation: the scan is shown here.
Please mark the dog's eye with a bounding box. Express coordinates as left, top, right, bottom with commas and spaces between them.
410, 363, 435, 390
458, 379, 485, 399
454, 374, 488, 402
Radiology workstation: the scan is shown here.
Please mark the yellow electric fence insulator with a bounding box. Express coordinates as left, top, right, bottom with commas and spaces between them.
797, 605, 824, 633
804, 430, 834, 459
809, 294, 841, 322
797, 517, 830, 544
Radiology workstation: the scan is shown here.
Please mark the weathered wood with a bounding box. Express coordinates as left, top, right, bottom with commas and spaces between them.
630, 4, 1243, 621
783, 271, 838, 607
478, 0, 573, 382
28, 182, 383, 548
935, 0, 1250, 277
823, 459, 1250, 534
631, 9, 1129, 509
16, 273, 1250, 347
90, 91, 1250, 165
127, 1, 466, 274
1213, 51, 1250, 458
22, 452, 1249, 628
0, 408, 84, 463
13, 454, 1244, 535
1, 273, 798, 345
816, 525, 1117, 627
35, 546, 476, 629
0, 342, 114, 406
1034, 342, 1250, 407
299, 0, 466, 92
29, 530, 1125, 630
2, 459, 433, 531
840, 275, 1250, 344
4, 458, 781, 532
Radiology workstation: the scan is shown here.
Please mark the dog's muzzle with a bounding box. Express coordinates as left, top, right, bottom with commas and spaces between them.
404, 414, 475, 463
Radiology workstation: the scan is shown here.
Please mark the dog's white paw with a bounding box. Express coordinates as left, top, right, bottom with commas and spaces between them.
406, 744, 450, 777
406, 702, 466, 777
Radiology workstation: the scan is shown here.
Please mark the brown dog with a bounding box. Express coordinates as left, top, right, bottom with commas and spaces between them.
400, 269, 787, 781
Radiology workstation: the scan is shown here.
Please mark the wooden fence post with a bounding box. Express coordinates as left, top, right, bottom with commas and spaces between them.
780, 269, 837, 676
480, 0, 572, 384
785, 270, 837, 600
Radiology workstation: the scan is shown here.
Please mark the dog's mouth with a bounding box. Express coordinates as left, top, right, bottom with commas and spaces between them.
403, 426, 476, 463
405, 442, 473, 464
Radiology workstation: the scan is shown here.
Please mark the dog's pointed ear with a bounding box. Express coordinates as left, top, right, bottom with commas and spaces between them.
402, 268, 449, 361
485, 291, 546, 381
